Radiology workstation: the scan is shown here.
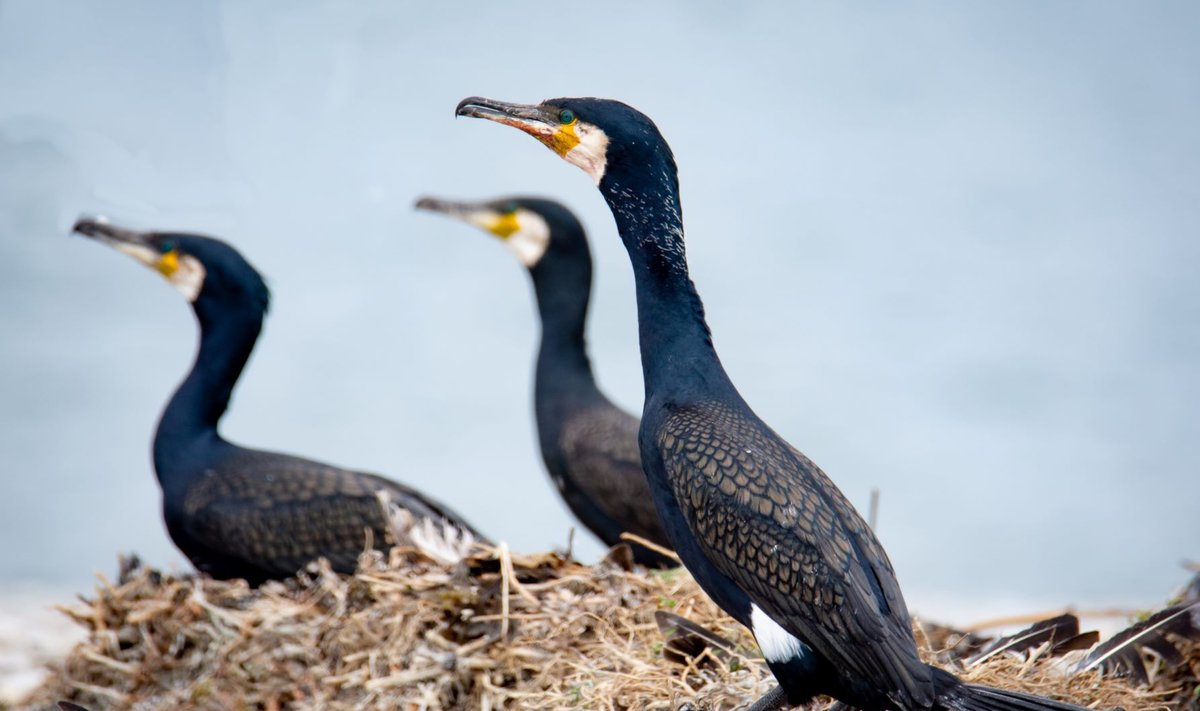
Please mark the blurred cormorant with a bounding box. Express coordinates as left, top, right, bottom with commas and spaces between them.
414, 195, 674, 567
454, 97, 1087, 711
74, 217, 485, 585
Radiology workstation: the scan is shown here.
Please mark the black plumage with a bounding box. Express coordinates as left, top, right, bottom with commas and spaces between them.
456, 96, 1090, 711
415, 196, 674, 567
74, 217, 485, 586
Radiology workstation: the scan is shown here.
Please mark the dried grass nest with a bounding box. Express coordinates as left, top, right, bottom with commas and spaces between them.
19, 542, 1198, 711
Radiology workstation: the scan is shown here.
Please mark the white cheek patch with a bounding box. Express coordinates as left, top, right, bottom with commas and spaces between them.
751, 603, 805, 663
564, 124, 609, 184
169, 254, 207, 302
503, 209, 550, 267
108, 241, 206, 302
461, 208, 550, 268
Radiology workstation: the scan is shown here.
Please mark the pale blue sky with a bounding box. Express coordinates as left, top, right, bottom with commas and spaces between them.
1, 1, 1197, 620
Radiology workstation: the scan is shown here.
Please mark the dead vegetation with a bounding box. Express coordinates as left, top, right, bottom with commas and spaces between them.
19, 545, 1199, 710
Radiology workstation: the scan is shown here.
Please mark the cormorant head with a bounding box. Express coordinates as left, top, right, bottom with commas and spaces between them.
455, 97, 675, 189
72, 216, 269, 314
413, 195, 586, 269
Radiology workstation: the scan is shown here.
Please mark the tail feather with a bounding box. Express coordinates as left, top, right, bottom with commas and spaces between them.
932, 667, 1089, 711
940, 683, 1091, 711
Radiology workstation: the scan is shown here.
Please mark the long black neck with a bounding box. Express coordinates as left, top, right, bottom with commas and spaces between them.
599, 161, 731, 405
153, 296, 262, 490
530, 239, 603, 416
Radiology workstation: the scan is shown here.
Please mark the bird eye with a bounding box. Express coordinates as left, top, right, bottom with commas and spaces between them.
159, 241, 175, 254
503, 202, 518, 215
558, 109, 575, 125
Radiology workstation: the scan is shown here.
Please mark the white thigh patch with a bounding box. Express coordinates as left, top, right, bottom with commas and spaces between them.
751, 603, 805, 663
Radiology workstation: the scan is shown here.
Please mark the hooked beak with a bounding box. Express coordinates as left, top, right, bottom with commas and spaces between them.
415, 195, 517, 239
456, 95, 607, 184
72, 214, 171, 275
414, 196, 475, 219
73, 215, 205, 300
72, 216, 152, 249
456, 96, 560, 143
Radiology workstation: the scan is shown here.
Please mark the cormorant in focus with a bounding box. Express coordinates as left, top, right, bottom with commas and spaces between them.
414, 195, 674, 568
74, 217, 485, 586
454, 97, 1088, 711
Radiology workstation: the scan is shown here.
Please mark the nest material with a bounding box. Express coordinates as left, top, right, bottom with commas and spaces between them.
21, 546, 1194, 711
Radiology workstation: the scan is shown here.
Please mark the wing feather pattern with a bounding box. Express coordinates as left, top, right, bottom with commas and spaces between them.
559, 405, 671, 546
180, 449, 479, 579
659, 401, 933, 706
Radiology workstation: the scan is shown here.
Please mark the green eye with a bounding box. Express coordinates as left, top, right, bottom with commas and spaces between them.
559, 109, 575, 125
503, 202, 518, 214
159, 241, 175, 254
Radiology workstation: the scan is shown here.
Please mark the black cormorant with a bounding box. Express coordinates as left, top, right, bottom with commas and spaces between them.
74, 217, 486, 586
454, 97, 1088, 711
414, 195, 674, 568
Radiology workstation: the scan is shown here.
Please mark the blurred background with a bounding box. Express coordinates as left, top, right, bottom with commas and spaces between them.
1, 0, 1197, 647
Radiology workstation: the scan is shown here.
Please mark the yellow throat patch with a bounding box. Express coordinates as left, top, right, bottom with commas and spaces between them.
157, 249, 180, 277
547, 122, 580, 157
489, 212, 521, 239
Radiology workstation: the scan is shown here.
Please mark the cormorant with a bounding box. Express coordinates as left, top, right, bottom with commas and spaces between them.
454, 97, 1088, 711
74, 217, 486, 586
414, 195, 674, 568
